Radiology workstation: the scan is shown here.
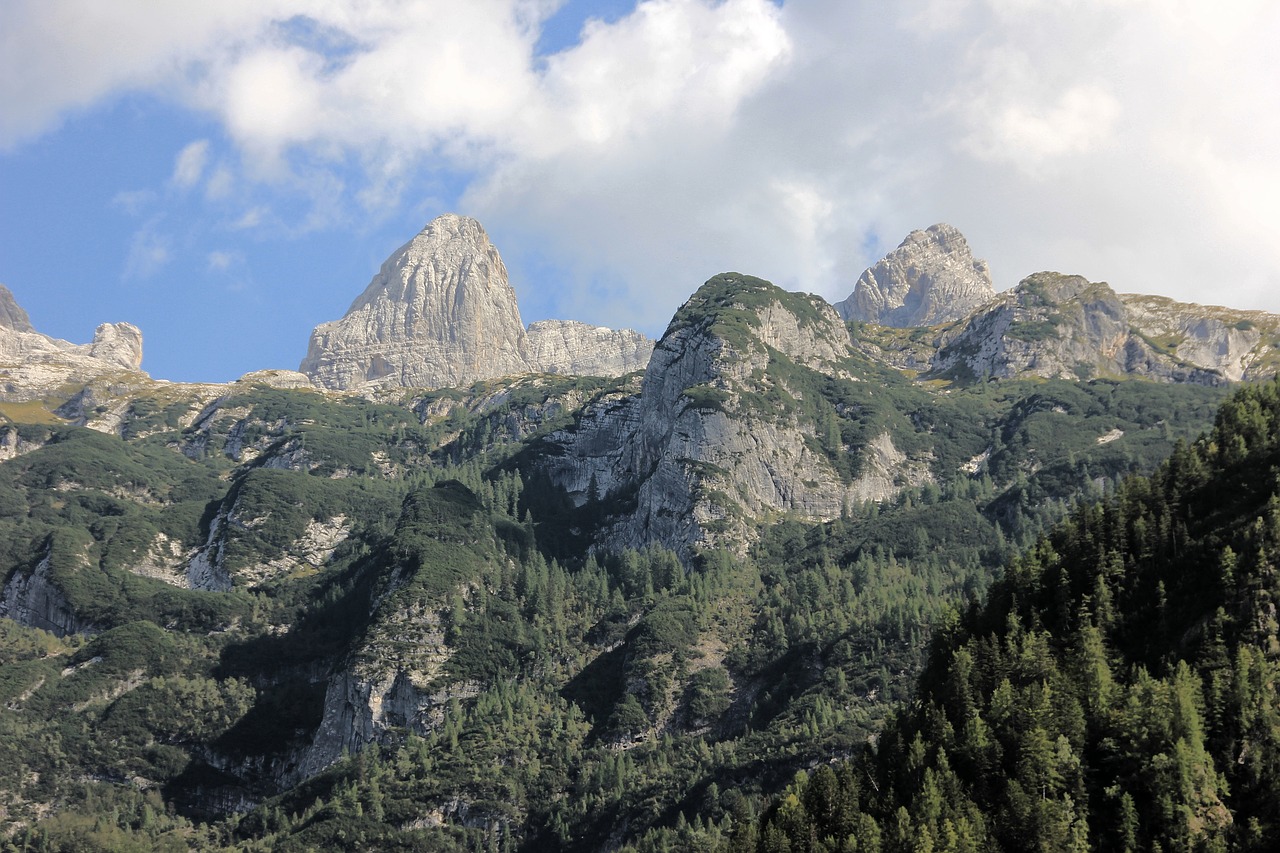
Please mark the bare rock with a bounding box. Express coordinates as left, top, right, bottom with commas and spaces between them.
836, 224, 994, 326
537, 273, 934, 561
928, 272, 1280, 384
236, 369, 315, 390
0, 286, 148, 404
300, 214, 530, 391
0, 285, 34, 332
526, 319, 653, 377
300, 214, 653, 390
88, 322, 144, 370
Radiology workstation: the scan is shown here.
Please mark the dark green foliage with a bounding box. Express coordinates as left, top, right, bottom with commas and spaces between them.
752, 377, 1280, 853
1005, 317, 1061, 341
0, 363, 1245, 851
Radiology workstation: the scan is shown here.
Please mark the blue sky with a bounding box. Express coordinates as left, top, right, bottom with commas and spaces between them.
3, 1, 1280, 383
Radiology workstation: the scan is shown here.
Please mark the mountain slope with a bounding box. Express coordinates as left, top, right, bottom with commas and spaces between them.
752, 377, 1280, 853
1, 242, 1277, 851
855, 271, 1280, 386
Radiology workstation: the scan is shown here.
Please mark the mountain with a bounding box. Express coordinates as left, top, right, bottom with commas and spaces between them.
835, 223, 994, 326
0, 227, 1278, 851
0, 283, 146, 412
299, 214, 653, 390
856, 271, 1280, 385
525, 319, 653, 377
752, 377, 1280, 853
529, 273, 934, 561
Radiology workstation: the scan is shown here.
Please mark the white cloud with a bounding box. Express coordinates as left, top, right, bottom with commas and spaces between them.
6, 0, 1280, 330
122, 222, 171, 280
206, 249, 246, 274
111, 189, 157, 216
964, 85, 1122, 174
171, 139, 211, 188
231, 207, 269, 230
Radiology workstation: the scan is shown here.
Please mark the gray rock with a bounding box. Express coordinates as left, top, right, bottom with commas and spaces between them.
300, 214, 654, 391
526, 319, 653, 377
1121, 294, 1280, 382
0, 284, 34, 332
301, 214, 530, 391
0, 553, 94, 637
537, 274, 935, 561
88, 322, 144, 370
836, 223, 994, 326
0, 285, 148, 406
927, 272, 1280, 384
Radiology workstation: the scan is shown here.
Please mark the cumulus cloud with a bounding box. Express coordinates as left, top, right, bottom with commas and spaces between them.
5, 0, 1280, 330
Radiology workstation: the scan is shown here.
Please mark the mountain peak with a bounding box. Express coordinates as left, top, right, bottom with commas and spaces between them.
0, 284, 34, 333
836, 223, 994, 327
301, 214, 653, 390
301, 213, 528, 391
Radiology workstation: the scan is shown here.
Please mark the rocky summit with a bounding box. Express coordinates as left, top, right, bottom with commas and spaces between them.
0, 283, 145, 406
533, 273, 933, 560
851, 271, 1280, 385
836, 223, 995, 326
300, 214, 653, 390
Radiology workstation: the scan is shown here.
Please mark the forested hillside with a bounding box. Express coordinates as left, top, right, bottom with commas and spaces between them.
750, 378, 1280, 852
0, 367, 1237, 852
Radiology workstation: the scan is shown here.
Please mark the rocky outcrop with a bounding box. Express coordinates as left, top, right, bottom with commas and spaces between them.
301, 215, 530, 391
526, 320, 653, 377
928, 272, 1280, 384
0, 554, 93, 637
236, 369, 314, 390
296, 483, 492, 781
537, 273, 936, 560
836, 224, 994, 327
300, 214, 652, 391
1122, 294, 1280, 382
0, 285, 34, 332
86, 322, 144, 370
0, 284, 148, 408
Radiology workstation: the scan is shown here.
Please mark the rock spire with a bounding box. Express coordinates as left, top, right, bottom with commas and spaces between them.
300, 214, 653, 390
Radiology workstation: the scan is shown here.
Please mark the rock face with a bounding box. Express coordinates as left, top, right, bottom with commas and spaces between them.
0, 284, 147, 404
0, 285, 34, 332
300, 214, 653, 391
836, 224, 995, 327
1121, 294, 1280, 382
526, 320, 653, 377
536, 273, 935, 560
301, 215, 529, 391
927, 272, 1280, 384
0, 553, 93, 637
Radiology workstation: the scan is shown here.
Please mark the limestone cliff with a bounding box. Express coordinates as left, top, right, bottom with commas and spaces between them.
0, 284, 146, 403
0, 552, 93, 637
1121, 294, 1280, 382
295, 482, 492, 781
537, 273, 935, 561
526, 319, 653, 377
836, 224, 994, 327
300, 215, 653, 391
300, 215, 529, 391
